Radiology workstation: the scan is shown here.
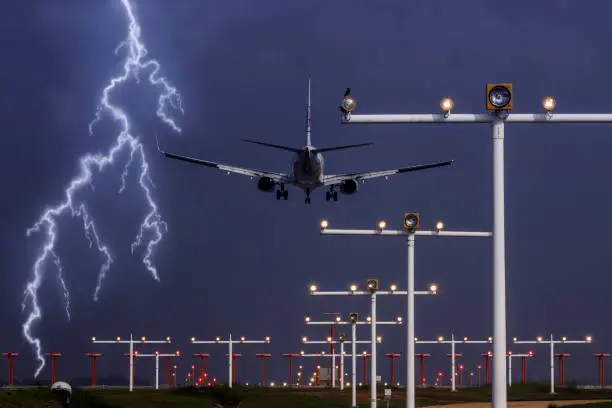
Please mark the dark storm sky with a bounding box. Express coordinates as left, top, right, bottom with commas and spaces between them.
2, 0, 612, 386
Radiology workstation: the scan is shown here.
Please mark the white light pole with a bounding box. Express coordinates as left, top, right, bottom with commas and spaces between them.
338, 89, 612, 408
416, 335, 492, 391
306, 314, 402, 407
506, 351, 533, 388
136, 350, 181, 390
190, 334, 271, 388
513, 335, 593, 394
310, 281, 436, 408
91, 334, 172, 392
320, 217, 490, 408
303, 336, 382, 392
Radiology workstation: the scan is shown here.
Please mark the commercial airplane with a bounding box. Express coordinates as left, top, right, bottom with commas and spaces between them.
157, 80, 454, 203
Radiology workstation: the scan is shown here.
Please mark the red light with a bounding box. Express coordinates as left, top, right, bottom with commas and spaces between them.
176, 350, 181, 356
188, 373, 191, 377
477, 365, 482, 369
213, 377, 217, 382
459, 365, 464, 370
207, 382, 211, 386
155, 350, 159, 355
191, 365, 195, 369
437, 371, 443, 376
529, 350, 534, 356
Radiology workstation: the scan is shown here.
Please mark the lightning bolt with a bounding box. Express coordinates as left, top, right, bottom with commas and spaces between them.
22, 0, 183, 378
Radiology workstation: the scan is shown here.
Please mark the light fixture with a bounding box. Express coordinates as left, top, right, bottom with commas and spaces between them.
486, 83, 513, 110
305, 316, 311, 322
366, 316, 372, 322
349, 284, 358, 292
327, 336, 332, 342
429, 283, 438, 294
440, 97, 454, 117
376, 336, 382, 342
436, 221, 444, 231
265, 336, 271, 342
390, 284, 397, 291
396, 316, 403, 323
586, 336, 593, 342
116, 337, 121, 341
536, 336, 543, 342
542, 96, 556, 112
513, 337, 518, 342
215, 337, 221, 342
320, 220, 329, 230
562, 336, 567, 342
240, 336, 246, 341
378, 220, 387, 230
366, 279, 378, 292
191, 337, 196, 342
141, 336, 146, 341
335, 316, 342, 322
302, 336, 308, 343
438, 336, 444, 342
488, 337, 493, 342
340, 89, 357, 113
463, 337, 469, 341
404, 213, 420, 230
349, 312, 358, 323
91, 337, 96, 342
309, 284, 318, 292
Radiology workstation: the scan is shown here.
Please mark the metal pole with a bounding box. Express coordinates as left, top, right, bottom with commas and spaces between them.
508, 355, 512, 387
352, 322, 357, 407
341, 342, 345, 390
407, 231, 416, 408
550, 335, 555, 394
371, 292, 377, 408
229, 334, 233, 389
129, 334, 134, 392
332, 351, 336, 388
451, 335, 456, 392
155, 355, 159, 390
492, 117, 507, 408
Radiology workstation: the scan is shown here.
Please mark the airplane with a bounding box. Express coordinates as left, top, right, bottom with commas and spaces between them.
157, 79, 454, 204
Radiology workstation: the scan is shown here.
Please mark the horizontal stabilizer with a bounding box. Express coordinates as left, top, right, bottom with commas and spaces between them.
242, 139, 302, 153
312, 142, 373, 153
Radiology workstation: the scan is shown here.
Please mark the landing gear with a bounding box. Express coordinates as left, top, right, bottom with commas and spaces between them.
305, 188, 311, 204
276, 184, 288, 200
326, 188, 338, 202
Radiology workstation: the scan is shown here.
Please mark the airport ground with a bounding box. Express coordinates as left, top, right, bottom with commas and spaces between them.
3, 384, 612, 408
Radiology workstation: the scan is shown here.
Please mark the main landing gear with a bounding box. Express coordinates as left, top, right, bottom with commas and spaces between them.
305, 188, 311, 204
326, 187, 338, 202
276, 184, 288, 200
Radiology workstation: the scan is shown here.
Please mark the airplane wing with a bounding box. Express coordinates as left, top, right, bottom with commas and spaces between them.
322, 160, 454, 186
157, 141, 293, 185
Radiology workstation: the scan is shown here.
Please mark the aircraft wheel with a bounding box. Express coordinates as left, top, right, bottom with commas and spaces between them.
283, 190, 288, 200
276, 190, 281, 200
326, 191, 331, 201
333, 191, 338, 201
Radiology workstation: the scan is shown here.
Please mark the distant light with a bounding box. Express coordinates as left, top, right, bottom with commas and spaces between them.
350, 284, 358, 292
141, 336, 146, 341
429, 284, 438, 294
378, 220, 387, 230
537, 336, 543, 342
542, 96, 556, 112
216, 337, 221, 342
166, 336, 171, 342
320, 220, 329, 229
513, 337, 518, 342
191, 337, 196, 342
488, 337, 493, 342
335, 316, 342, 322
562, 336, 567, 342
436, 221, 444, 231
390, 284, 397, 292
586, 336, 593, 343
440, 97, 454, 113
305, 316, 311, 322
309, 284, 318, 293
463, 337, 469, 342
396, 316, 403, 323
302, 337, 308, 343
265, 336, 271, 342
438, 336, 444, 342
116, 337, 121, 342
91, 337, 96, 342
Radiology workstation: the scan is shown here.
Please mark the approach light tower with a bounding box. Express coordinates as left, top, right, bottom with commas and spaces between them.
513, 335, 592, 394
416, 335, 493, 392
136, 350, 181, 390
320, 216, 490, 408
339, 86, 612, 408
2, 353, 18, 387
310, 279, 436, 408
190, 334, 271, 388
84, 353, 102, 387
306, 313, 401, 407
44, 353, 62, 384
91, 335, 172, 391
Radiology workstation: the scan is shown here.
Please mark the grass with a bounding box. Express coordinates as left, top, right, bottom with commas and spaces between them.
2, 384, 612, 407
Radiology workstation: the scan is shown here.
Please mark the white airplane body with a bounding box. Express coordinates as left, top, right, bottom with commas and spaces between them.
158, 80, 454, 203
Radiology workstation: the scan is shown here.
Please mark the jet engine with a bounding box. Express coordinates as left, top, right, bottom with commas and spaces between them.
257, 177, 275, 192
339, 179, 358, 194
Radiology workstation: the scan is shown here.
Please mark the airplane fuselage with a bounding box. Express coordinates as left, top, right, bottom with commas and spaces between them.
291, 147, 324, 188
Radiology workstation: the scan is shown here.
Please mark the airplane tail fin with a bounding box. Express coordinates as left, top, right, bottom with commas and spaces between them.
305, 78, 312, 147
312, 142, 373, 153
242, 139, 302, 153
